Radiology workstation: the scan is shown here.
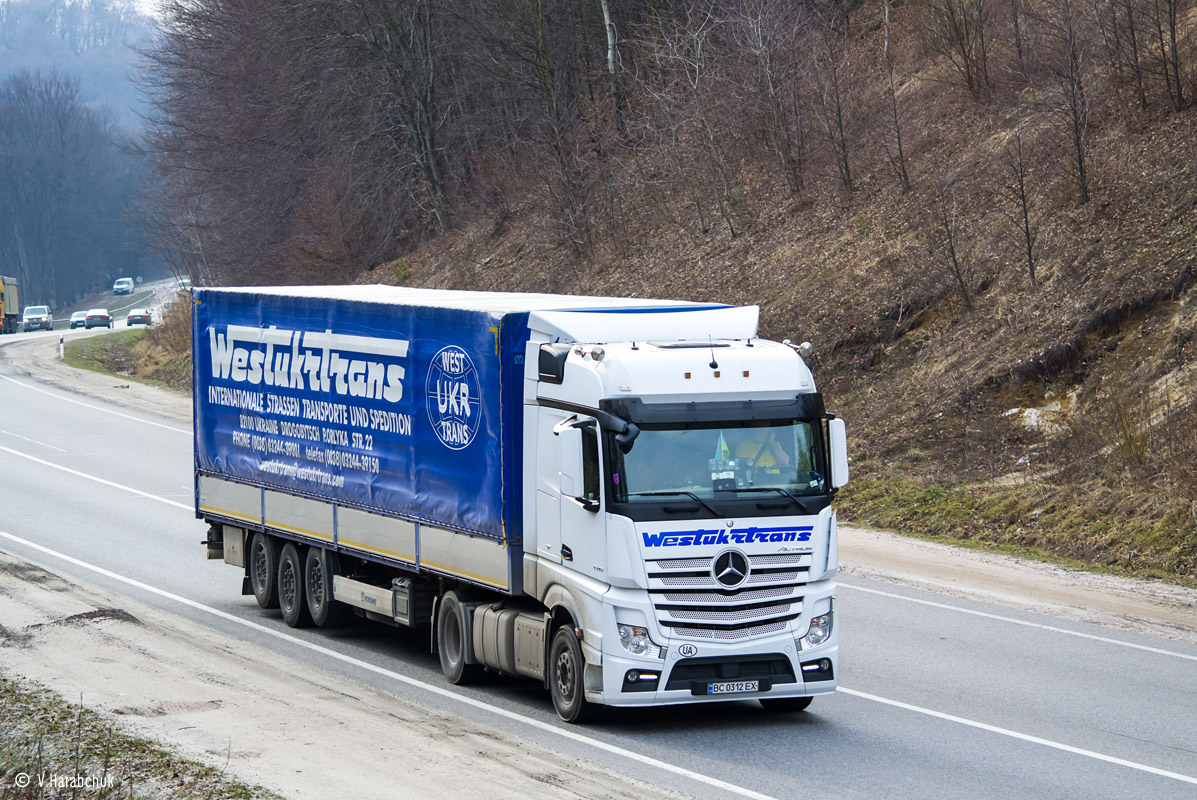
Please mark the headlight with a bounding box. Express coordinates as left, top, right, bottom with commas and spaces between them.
618, 624, 655, 656
800, 611, 833, 649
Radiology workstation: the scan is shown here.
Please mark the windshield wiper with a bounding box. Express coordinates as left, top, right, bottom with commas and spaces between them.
728, 486, 816, 512
627, 491, 722, 517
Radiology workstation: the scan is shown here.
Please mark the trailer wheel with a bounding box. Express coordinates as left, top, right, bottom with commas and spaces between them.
248, 533, 280, 609
436, 590, 482, 684
304, 547, 351, 628
278, 543, 312, 628
759, 696, 813, 712
549, 626, 592, 723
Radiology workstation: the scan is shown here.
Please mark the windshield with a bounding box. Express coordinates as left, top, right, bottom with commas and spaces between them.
608, 419, 826, 504
24, 306, 48, 316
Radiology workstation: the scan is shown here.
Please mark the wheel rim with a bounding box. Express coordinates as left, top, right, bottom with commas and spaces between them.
253, 544, 268, 592
309, 558, 325, 608
280, 559, 296, 609
555, 644, 577, 704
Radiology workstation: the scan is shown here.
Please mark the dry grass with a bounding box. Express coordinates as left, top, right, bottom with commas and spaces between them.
0, 672, 274, 800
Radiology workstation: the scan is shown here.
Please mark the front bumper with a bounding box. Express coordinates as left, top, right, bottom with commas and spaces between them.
595, 635, 837, 707
590, 582, 839, 707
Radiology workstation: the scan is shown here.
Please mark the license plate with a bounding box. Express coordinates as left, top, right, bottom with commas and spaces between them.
707, 680, 759, 695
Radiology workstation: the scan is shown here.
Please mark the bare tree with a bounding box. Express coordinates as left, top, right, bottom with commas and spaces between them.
354, 0, 451, 232
807, 7, 854, 192
926, 176, 974, 309
732, 0, 806, 197
1035, 0, 1091, 203
1097, 0, 1149, 109
1009, 0, 1026, 65
0, 69, 145, 307
992, 124, 1040, 286
1147, 0, 1185, 110
920, 0, 992, 98
881, 0, 911, 192
597, 0, 626, 132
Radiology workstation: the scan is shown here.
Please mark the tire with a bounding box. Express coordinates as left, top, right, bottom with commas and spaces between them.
549, 626, 593, 723
304, 547, 351, 628
759, 696, 813, 713
436, 590, 483, 685
248, 533, 280, 609
277, 542, 312, 627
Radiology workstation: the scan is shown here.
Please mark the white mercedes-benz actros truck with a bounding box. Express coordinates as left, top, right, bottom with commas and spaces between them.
196, 287, 848, 722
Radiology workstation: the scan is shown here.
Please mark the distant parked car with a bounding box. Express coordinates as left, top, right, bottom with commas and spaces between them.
69, 311, 87, 329
84, 309, 113, 329
113, 277, 134, 294
127, 308, 152, 326
21, 305, 52, 332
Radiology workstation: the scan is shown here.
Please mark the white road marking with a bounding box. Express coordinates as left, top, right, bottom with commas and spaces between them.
0, 374, 190, 435
837, 687, 1197, 786
0, 529, 780, 800
839, 582, 1197, 662
0, 444, 192, 511
0, 428, 67, 452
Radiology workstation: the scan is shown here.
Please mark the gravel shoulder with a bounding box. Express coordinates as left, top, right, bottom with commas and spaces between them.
0, 553, 690, 800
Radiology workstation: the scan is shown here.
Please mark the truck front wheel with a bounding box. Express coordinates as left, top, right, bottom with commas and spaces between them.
248, 533, 280, 609
549, 627, 592, 723
277, 542, 312, 628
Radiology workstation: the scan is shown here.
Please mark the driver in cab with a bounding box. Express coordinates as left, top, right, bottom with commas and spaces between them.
733, 423, 790, 470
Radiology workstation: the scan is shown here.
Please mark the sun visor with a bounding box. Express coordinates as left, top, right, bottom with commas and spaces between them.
529, 305, 759, 344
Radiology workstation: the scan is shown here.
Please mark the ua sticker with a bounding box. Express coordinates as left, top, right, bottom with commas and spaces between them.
678, 643, 699, 658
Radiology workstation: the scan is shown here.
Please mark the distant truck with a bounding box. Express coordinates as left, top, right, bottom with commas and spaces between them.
113, 277, 135, 295
196, 287, 848, 722
0, 276, 17, 334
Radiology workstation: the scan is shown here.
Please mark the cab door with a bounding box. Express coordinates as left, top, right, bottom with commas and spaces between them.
555, 415, 607, 580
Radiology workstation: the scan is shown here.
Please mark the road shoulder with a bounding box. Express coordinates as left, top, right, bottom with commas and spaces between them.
0, 552, 692, 800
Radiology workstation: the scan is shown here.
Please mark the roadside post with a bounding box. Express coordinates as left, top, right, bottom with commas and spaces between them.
59, 336, 64, 360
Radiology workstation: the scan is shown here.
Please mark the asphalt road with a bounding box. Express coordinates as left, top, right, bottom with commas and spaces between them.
0, 344, 1195, 800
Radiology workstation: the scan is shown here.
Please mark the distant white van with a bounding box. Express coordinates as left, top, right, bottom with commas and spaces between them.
113, 277, 134, 295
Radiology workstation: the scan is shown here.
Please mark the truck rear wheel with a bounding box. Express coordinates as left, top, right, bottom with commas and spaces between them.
549, 626, 592, 723
304, 547, 351, 628
436, 590, 483, 685
248, 533, 280, 609
760, 696, 813, 712
278, 542, 312, 628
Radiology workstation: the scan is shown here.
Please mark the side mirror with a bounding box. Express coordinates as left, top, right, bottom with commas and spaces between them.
828, 418, 849, 489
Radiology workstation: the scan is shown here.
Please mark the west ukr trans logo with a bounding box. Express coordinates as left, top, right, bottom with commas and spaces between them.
426, 345, 481, 449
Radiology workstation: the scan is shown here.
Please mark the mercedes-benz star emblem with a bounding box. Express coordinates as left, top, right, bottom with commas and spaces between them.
711, 549, 750, 588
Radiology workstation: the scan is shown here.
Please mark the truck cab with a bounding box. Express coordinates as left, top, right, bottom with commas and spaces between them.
521, 307, 847, 718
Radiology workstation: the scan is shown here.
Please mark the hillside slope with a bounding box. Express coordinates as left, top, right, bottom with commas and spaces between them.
354, 5, 1197, 582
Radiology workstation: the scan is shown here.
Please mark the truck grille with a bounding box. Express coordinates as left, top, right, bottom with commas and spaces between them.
646, 553, 811, 640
